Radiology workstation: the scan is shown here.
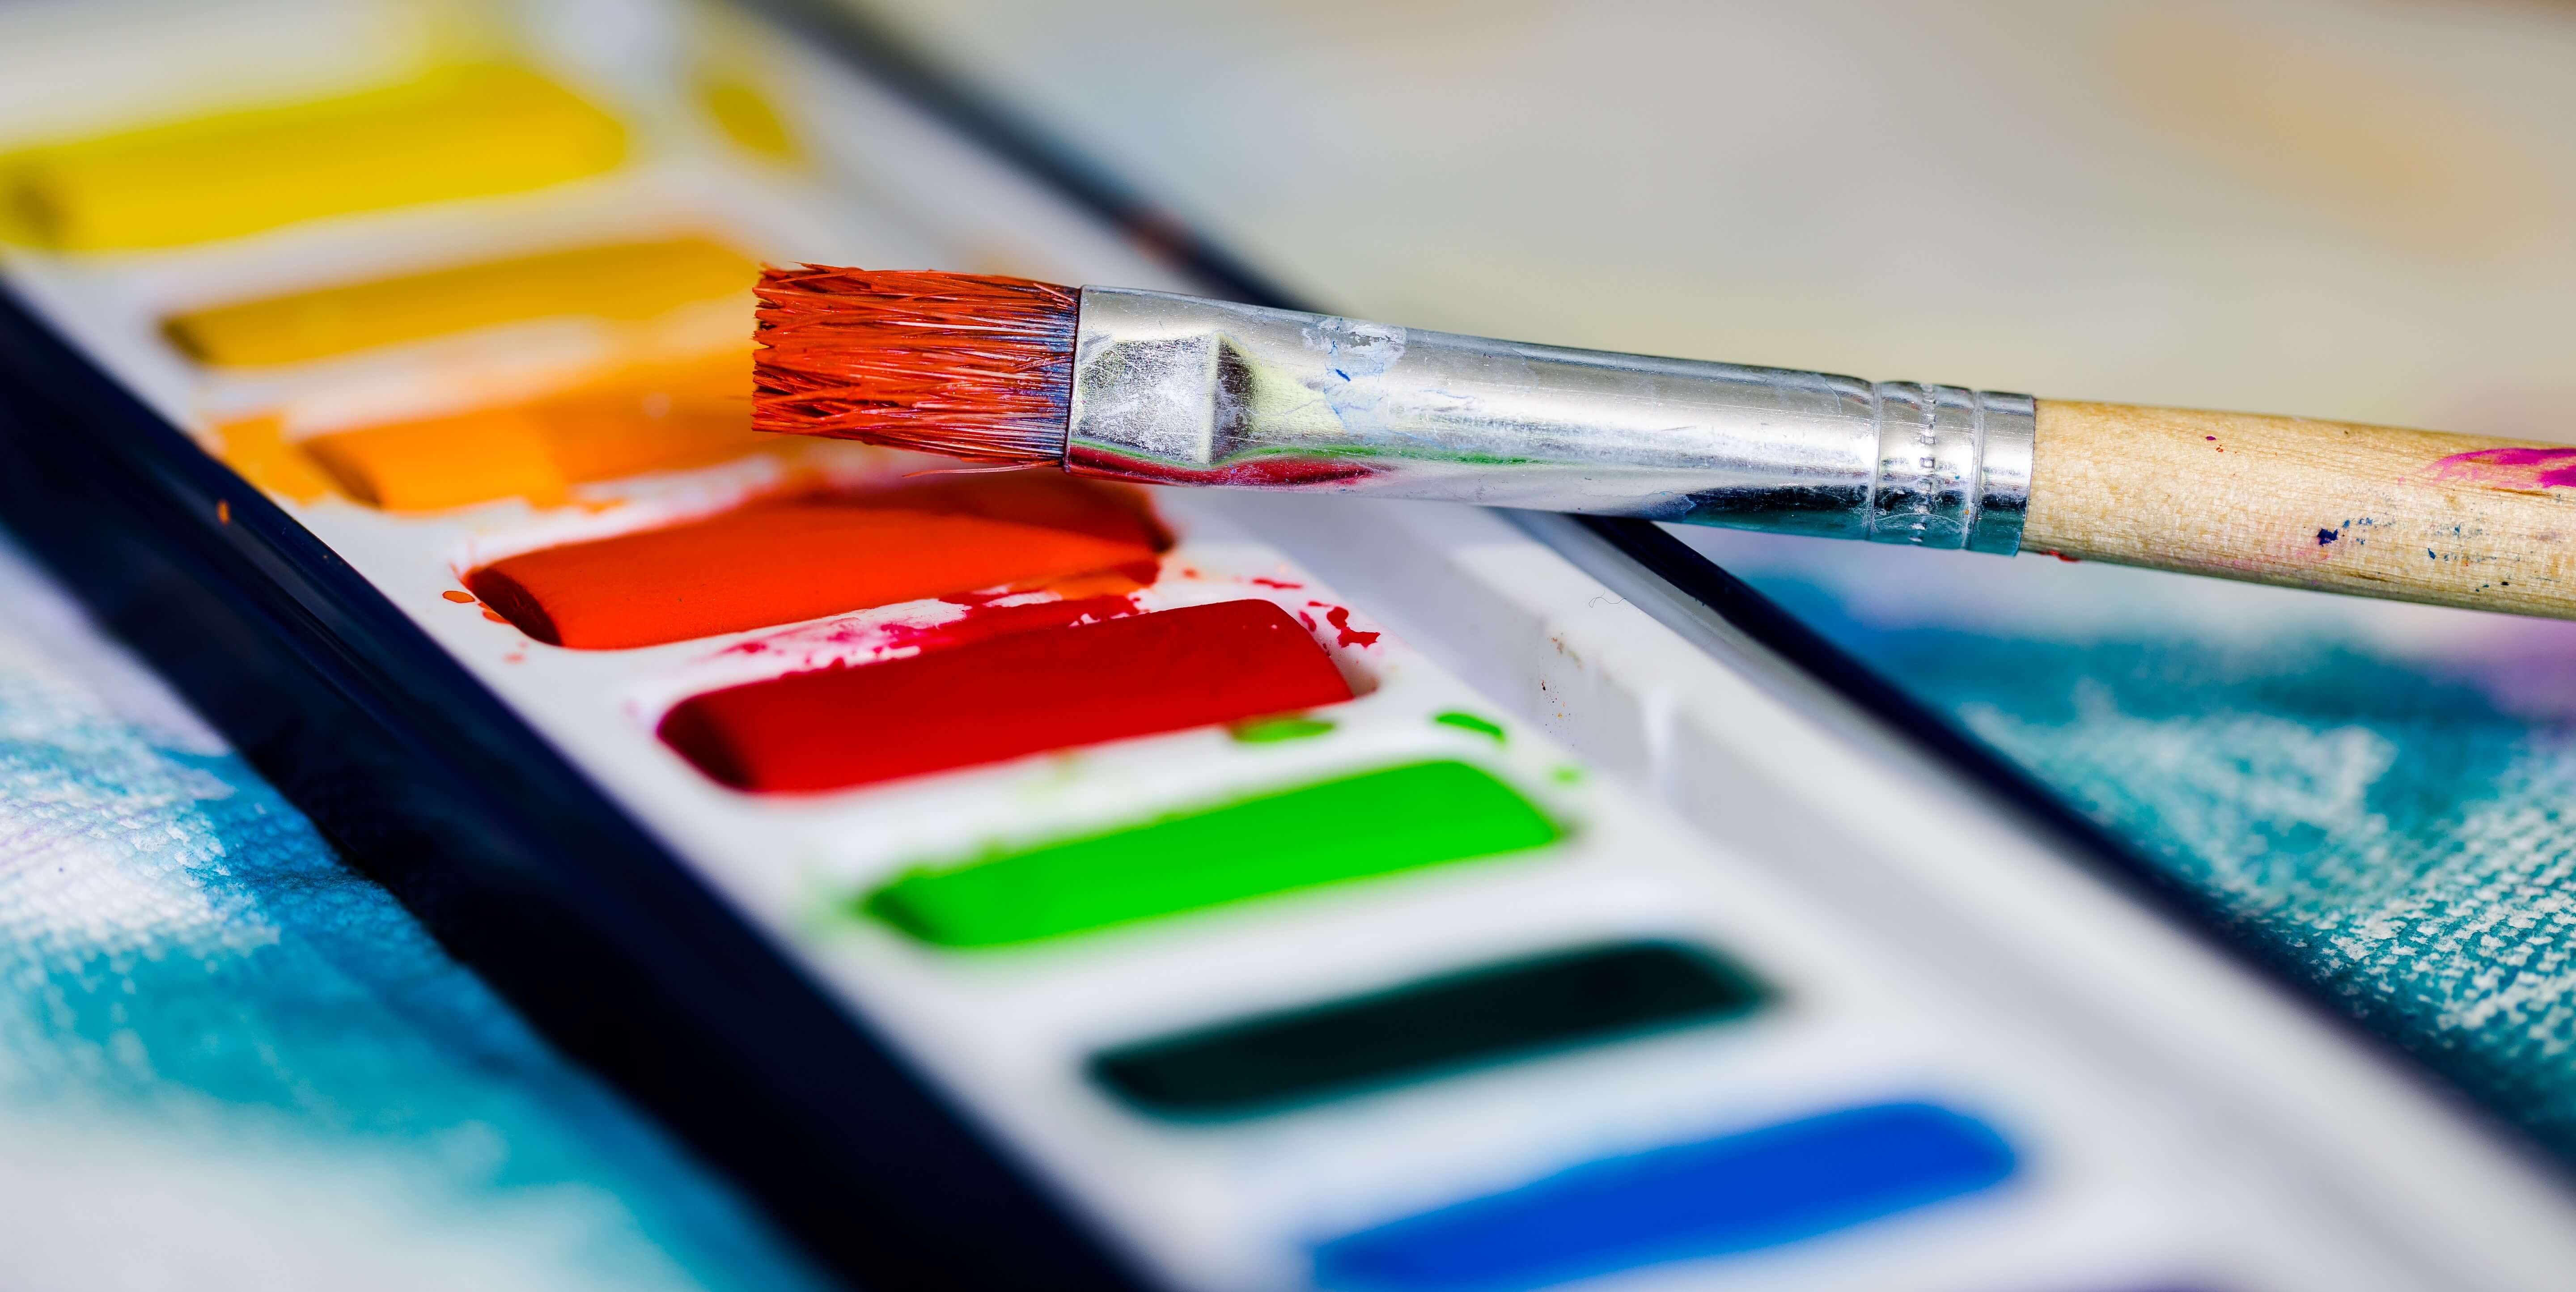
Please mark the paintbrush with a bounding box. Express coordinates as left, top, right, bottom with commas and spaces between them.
752, 267, 2576, 620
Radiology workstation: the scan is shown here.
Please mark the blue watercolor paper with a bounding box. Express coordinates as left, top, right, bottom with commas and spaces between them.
0, 535, 822, 1289
1683, 525, 2576, 1159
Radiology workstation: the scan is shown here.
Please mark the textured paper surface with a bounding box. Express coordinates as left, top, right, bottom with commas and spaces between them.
0, 534, 820, 1291
1685, 525, 2576, 1159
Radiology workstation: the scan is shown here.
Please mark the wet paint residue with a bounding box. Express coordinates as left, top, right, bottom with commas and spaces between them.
741, 588, 1142, 662
2427, 445, 2576, 491
659, 599, 1354, 792
1434, 711, 1506, 742
1230, 715, 1338, 744
2317, 528, 2340, 546
689, 562, 1155, 692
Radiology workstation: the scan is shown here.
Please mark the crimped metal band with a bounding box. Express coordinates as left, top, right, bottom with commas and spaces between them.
1868, 383, 2034, 555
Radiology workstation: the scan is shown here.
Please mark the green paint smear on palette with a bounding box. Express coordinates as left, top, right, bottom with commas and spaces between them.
860, 760, 1562, 948
1230, 715, 1337, 743
1434, 711, 1506, 741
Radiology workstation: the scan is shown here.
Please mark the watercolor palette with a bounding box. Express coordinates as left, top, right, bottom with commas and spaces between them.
3, 2, 2572, 1290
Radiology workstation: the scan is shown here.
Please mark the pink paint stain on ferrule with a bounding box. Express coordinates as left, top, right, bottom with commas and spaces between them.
2427, 445, 2576, 491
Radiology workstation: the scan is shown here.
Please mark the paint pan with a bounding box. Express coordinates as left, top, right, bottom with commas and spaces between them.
1090, 942, 1766, 1118
660, 598, 1355, 793
1311, 1102, 2017, 1292
0, 65, 624, 252
163, 237, 755, 366
860, 759, 1559, 947
468, 473, 1170, 648
295, 352, 771, 510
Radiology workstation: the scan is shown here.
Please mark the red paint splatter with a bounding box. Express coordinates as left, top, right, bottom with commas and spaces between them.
715, 571, 1150, 666
885, 594, 1140, 655
1298, 610, 1318, 631
660, 599, 1353, 792
2038, 550, 2080, 563
692, 545, 1162, 702
442, 590, 477, 603
482, 609, 509, 623
1323, 606, 1380, 647
2428, 445, 2576, 491
1248, 576, 1303, 589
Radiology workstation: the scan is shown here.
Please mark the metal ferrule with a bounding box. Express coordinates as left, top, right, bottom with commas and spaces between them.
1064, 287, 2033, 554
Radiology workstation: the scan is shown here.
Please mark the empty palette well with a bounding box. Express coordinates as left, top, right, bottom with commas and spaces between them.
860, 759, 1559, 948
1311, 1102, 2017, 1292
163, 236, 755, 366
1, 64, 625, 252
1092, 942, 1766, 1118
661, 598, 1355, 794
469, 474, 1169, 648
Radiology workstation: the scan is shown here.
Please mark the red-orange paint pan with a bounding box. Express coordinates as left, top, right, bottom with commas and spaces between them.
466, 474, 1166, 649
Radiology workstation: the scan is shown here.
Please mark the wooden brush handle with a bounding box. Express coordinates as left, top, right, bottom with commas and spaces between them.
2022, 401, 2576, 618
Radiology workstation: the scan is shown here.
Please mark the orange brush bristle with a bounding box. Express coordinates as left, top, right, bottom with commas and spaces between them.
752, 266, 1076, 465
